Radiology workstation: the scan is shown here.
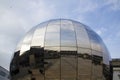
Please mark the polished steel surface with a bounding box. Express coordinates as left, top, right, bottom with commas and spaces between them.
10, 19, 111, 80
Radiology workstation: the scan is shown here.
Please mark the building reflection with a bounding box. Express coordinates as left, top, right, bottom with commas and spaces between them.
10, 46, 111, 80
10, 19, 111, 80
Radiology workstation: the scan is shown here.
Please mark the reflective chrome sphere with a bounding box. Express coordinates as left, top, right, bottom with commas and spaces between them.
10, 19, 111, 80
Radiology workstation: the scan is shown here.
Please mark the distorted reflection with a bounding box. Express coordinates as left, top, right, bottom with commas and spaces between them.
45, 25, 60, 46
73, 22, 90, 48
10, 47, 110, 80
10, 19, 111, 80
44, 47, 60, 79
61, 24, 76, 47
86, 28, 102, 52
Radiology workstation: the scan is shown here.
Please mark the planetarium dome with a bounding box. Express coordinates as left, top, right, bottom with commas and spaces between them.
10, 19, 111, 80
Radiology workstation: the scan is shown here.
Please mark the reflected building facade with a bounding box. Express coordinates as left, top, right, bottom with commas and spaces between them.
0, 66, 9, 80
111, 59, 120, 80
10, 19, 111, 80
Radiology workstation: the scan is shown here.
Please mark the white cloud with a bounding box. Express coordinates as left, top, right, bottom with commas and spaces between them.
0, 0, 56, 70
8, 0, 56, 28
0, 34, 16, 70
95, 27, 107, 36
0, 6, 28, 33
96, 30, 102, 35
0, 5, 28, 54
0, 0, 120, 69
73, 0, 98, 13
74, 0, 120, 14
104, 0, 120, 10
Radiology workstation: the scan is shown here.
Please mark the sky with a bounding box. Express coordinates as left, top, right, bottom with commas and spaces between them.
0, 0, 120, 70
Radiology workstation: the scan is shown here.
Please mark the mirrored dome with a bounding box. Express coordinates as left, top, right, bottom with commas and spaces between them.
10, 19, 111, 80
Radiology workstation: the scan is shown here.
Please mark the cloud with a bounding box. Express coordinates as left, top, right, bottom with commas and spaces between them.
96, 30, 102, 35
0, 0, 120, 70
95, 27, 107, 36
0, 6, 28, 34
73, 0, 98, 13
0, 1, 27, 70
0, 0, 56, 70
104, 0, 120, 10
0, 34, 15, 70
8, 0, 56, 27
0, 51, 11, 70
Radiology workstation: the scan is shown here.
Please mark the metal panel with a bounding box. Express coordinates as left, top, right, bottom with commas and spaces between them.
31, 23, 47, 47
86, 28, 102, 52
61, 47, 77, 80
73, 22, 90, 48
45, 24, 60, 46
78, 48, 92, 80
61, 24, 76, 47
44, 47, 60, 79
20, 29, 34, 56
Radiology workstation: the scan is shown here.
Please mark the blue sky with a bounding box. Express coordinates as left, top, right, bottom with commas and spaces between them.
0, 0, 120, 70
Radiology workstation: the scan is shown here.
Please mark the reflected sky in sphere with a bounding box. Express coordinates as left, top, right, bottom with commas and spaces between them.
10, 19, 111, 80
15, 19, 110, 64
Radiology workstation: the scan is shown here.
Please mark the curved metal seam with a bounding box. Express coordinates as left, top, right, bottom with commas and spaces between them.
71, 21, 78, 80
84, 27, 93, 80
43, 21, 50, 80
